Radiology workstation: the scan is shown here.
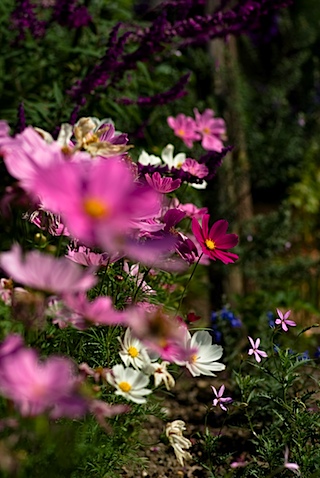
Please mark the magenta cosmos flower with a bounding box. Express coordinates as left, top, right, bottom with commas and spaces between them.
145, 172, 181, 193
30, 157, 161, 250
167, 114, 201, 148
275, 309, 296, 332
0, 335, 87, 417
0, 244, 96, 295
191, 215, 238, 264
194, 108, 226, 152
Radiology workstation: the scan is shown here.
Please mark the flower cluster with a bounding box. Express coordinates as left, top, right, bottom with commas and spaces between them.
0, 110, 238, 469
167, 109, 227, 152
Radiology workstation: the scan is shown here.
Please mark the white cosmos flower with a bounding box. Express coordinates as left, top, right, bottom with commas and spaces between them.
161, 144, 186, 169
138, 150, 162, 166
190, 180, 207, 190
175, 329, 225, 377
107, 364, 151, 404
144, 361, 175, 390
118, 328, 151, 370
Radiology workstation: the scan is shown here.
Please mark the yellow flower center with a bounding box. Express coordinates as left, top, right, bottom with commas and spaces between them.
177, 128, 185, 137
118, 381, 132, 393
190, 354, 198, 363
205, 239, 216, 250
83, 197, 109, 219
128, 346, 139, 358
203, 127, 210, 134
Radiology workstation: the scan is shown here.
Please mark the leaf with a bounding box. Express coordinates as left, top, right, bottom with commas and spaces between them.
53, 81, 63, 106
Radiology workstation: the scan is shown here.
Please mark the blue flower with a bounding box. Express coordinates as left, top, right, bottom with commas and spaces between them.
267, 311, 275, 328
298, 351, 309, 361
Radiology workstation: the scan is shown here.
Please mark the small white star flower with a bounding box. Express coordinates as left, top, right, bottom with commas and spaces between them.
118, 328, 151, 370
106, 364, 151, 404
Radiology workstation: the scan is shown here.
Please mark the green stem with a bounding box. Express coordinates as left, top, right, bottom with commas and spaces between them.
175, 253, 203, 316
98, 260, 110, 296
132, 267, 151, 303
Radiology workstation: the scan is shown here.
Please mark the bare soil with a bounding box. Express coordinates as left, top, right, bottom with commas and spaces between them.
120, 373, 243, 478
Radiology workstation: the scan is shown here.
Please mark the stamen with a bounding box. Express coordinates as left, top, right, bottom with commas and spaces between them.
190, 354, 198, 363
83, 198, 109, 219
128, 346, 139, 358
119, 381, 132, 393
205, 239, 216, 250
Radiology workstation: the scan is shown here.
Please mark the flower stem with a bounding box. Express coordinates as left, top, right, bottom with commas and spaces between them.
175, 253, 203, 316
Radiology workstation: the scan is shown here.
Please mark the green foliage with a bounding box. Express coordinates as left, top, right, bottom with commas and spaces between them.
200, 309, 320, 477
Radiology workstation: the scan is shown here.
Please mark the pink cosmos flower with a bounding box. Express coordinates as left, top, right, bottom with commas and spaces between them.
30, 158, 161, 250
167, 114, 201, 148
145, 172, 181, 193
211, 384, 232, 411
181, 159, 209, 178
0, 335, 87, 417
89, 400, 130, 432
0, 244, 96, 295
248, 336, 268, 363
176, 202, 208, 220
275, 309, 296, 332
0, 334, 24, 359
127, 305, 193, 362
191, 215, 239, 264
66, 246, 122, 267
194, 108, 226, 152
64, 292, 128, 327
46, 298, 86, 330
0, 122, 65, 191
